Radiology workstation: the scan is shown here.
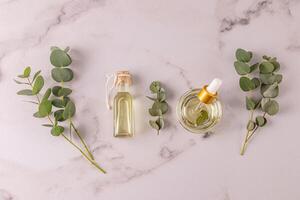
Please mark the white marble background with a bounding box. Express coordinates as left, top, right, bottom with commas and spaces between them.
0, 0, 299, 199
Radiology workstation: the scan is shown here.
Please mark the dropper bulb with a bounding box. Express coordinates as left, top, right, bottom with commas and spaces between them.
206, 78, 222, 94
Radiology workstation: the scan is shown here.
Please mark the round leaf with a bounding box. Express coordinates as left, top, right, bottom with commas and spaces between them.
261, 83, 279, 98
234, 61, 250, 75
262, 100, 279, 116
54, 110, 65, 121
259, 62, 274, 74
52, 99, 64, 108
63, 101, 76, 119
157, 91, 166, 102
250, 63, 259, 72
51, 68, 73, 82
247, 120, 256, 131
50, 49, 72, 67
156, 118, 165, 129
150, 81, 161, 93
256, 116, 267, 127
32, 75, 44, 95
239, 77, 255, 92
251, 77, 260, 88
51, 125, 64, 136
235, 48, 252, 62
152, 101, 168, 114
58, 88, 72, 97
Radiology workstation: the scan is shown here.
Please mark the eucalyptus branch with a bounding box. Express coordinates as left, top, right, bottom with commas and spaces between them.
15, 47, 106, 173
147, 81, 169, 135
234, 49, 282, 155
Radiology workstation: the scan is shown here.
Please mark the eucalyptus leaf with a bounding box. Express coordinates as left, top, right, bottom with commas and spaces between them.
251, 77, 260, 88
152, 101, 168, 114
38, 100, 52, 117
146, 96, 156, 101
51, 125, 64, 136
52, 99, 64, 108
42, 124, 53, 127
247, 120, 256, 131
149, 108, 162, 116
54, 109, 65, 121
52, 86, 62, 97
246, 96, 256, 110
256, 116, 267, 127
262, 100, 279, 115
234, 61, 250, 75
149, 120, 159, 130
235, 48, 252, 62
250, 63, 259, 73
239, 77, 255, 92
18, 66, 31, 78
196, 110, 209, 125
42, 88, 52, 101
157, 91, 166, 102
33, 112, 44, 118
50, 49, 72, 67
261, 98, 270, 109
32, 70, 41, 82
14, 79, 29, 85
17, 89, 33, 96
259, 62, 274, 74
32, 75, 44, 95
58, 88, 72, 97
270, 59, 280, 72
63, 101, 76, 119
261, 83, 279, 98
51, 68, 73, 82
150, 81, 161, 93
156, 117, 164, 129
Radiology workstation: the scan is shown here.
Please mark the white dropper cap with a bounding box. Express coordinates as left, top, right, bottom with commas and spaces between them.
206, 78, 222, 94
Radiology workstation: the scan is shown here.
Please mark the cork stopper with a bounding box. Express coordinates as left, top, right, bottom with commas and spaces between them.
115, 71, 132, 86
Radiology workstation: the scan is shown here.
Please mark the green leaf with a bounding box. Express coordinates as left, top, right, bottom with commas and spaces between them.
149, 108, 162, 116
63, 101, 76, 119
247, 120, 256, 131
51, 68, 74, 82
52, 86, 62, 97
54, 109, 65, 121
235, 48, 252, 62
157, 91, 166, 102
261, 83, 279, 98
234, 61, 250, 75
250, 63, 259, 73
51, 125, 64, 136
58, 88, 72, 97
196, 110, 209, 125
152, 101, 168, 114
52, 99, 64, 108
259, 62, 274, 74
263, 55, 271, 60
33, 112, 44, 118
270, 58, 280, 72
32, 70, 41, 82
251, 77, 260, 88
246, 96, 256, 110
32, 75, 44, 95
239, 77, 255, 92
260, 73, 275, 84
18, 66, 31, 78
256, 116, 267, 127
17, 89, 33, 96
156, 117, 164, 129
149, 120, 160, 130
38, 100, 52, 117
14, 79, 29, 85
261, 98, 270, 109
50, 49, 72, 67
42, 88, 52, 101
275, 74, 283, 84
42, 124, 53, 127
262, 100, 279, 116
150, 81, 161, 93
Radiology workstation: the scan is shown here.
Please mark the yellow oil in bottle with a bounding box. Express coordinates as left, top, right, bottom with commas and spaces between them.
113, 91, 134, 137
113, 71, 134, 137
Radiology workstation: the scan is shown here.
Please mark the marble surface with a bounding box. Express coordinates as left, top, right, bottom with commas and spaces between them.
0, 0, 300, 199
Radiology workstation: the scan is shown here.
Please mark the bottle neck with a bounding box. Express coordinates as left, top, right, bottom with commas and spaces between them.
116, 83, 130, 92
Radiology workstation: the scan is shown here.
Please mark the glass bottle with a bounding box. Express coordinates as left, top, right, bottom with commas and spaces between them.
113, 71, 134, 137
176, 79, 222, 133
